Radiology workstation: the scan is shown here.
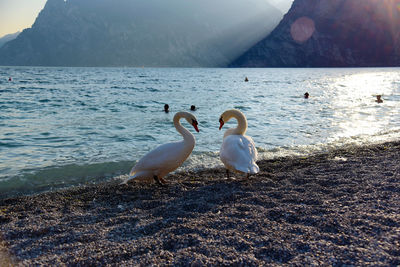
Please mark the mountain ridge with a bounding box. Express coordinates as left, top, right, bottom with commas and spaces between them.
0, 0, 283, 67
230, 0, 400, 67
0, 32, 20, 49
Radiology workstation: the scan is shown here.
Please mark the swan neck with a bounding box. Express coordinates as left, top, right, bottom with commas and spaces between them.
231, 111, 247, 135
173, 113, 195, 143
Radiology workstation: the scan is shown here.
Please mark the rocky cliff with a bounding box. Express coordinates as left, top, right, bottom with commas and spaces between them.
0, 0, 283, 67
230, 0, 400, 67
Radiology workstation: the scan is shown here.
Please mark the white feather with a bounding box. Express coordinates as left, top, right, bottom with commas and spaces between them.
219, 109, 259, 175
123, 112, 197, 184
220, 135, 259, 174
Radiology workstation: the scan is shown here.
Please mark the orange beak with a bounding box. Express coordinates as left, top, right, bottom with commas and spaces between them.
192, 123, 199, 132
219, 118, 224, 130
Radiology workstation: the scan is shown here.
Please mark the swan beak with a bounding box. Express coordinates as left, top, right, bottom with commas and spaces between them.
219, 118, 224, 130
192, 120, 199, 132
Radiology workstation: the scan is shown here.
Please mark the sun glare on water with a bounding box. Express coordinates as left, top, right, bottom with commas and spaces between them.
328, 72, 396, 141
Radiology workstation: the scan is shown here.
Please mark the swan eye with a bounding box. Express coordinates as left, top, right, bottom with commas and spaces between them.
219, 117, 224, 123
192, 119, 198, 125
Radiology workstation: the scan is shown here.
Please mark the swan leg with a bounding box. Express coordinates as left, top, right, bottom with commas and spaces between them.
159, 177, 168, 184
154, 175, 163, 186
246, 173, 250, 180
226, 169, 230, 179
154, 175, 167, 186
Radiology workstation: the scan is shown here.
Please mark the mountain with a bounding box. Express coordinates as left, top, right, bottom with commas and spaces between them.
0, 0, 283, 67
0, 32, 20, 48
230, 0, 400, 67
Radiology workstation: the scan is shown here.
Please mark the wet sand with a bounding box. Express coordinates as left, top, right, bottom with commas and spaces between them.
0, 141, 399, 265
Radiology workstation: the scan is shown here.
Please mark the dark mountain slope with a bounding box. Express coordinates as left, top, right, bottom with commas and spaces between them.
230, 0, 400, 67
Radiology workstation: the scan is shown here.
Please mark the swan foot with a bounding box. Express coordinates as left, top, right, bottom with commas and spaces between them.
240, 173, 253, 181
224, 169, 236, 180
154, 176, 167, 186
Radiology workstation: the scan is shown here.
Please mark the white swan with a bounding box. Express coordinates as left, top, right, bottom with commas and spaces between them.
219, 109, 259, 179
123, 112, 199, 185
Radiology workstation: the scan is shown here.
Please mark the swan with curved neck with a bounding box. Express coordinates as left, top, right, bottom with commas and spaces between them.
219, 109, 259, 179
124, 112, 199, 185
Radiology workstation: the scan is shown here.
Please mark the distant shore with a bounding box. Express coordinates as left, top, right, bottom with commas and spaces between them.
0, 141, 399, 265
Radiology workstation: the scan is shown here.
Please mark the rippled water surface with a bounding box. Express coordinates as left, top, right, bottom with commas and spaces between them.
1, 67, 399, 197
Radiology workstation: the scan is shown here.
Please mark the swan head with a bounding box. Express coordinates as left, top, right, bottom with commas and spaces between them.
219, 109, 244, 130
219, 116, 225, 130
176, 112, 199, 132
191, 118, 200, 132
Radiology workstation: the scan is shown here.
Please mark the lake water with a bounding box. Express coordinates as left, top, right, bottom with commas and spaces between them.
1, 66, 399, 198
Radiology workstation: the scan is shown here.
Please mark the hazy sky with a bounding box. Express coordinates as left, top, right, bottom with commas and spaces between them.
0, 0, 47, 37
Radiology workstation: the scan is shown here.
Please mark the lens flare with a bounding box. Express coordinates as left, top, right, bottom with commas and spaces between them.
397, 3, 400, 11
290, 17, 315, 43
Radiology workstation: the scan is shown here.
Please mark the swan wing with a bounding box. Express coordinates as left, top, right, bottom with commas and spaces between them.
220, 135, 259, 174
127, 141, 190, 182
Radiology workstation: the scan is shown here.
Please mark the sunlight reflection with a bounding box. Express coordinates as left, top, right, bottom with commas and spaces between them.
329, 72, 395, 141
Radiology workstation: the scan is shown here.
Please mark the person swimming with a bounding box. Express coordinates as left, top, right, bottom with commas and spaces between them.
8, 77, 12, 82
304, 92, 309, 99
190, 105, 196, 111
375, 95, 383, 103
244, 77, 249, 82
164, 104, 169, 113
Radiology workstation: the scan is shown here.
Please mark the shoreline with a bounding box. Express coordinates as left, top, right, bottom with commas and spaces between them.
1, 140, 399, 265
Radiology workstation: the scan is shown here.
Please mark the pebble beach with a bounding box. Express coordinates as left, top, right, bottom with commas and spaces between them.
0, 141, 399, 265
